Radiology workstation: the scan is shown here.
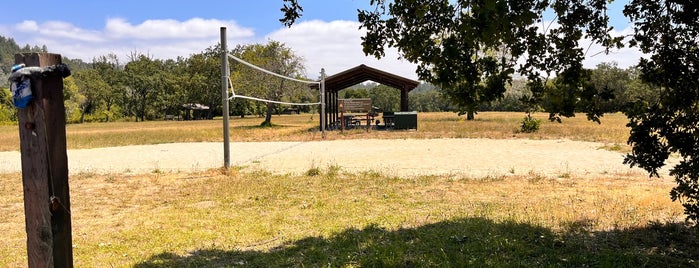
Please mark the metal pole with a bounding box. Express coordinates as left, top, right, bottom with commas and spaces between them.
221, 27, 230, 168
320, 68, 326, 139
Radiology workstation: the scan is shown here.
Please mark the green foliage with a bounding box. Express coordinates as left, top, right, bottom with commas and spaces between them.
519, 114, 541, 133
0, 34, 107, 123
541, 68, 610, 124
588, 63, 630, 113
72, 69, 110, 123
62, 57, 91, 71
259, 120, 274, 128
122, 53, 194, 122
341, 87, 369, 99
63, 76, 86, 123
0, 87, 15, 122
409, 85, 452, 112
480, 79, 530, 112
622, 0, 699, 222
0, 35, 49, 88
181, 47, 224, 119
230, 41, 312, 125
357, 0, 622, 121
342, 83, 411, 112
0, 35, 315, 125
279, 0, 303, 27
305, 167, 321, 177
369, 84, 400, 112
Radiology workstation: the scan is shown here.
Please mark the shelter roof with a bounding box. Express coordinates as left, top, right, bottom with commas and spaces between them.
182, 103, 210, 110
313, 64, 419, 92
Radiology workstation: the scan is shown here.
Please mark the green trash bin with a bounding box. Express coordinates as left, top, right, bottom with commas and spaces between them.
394, 111, 417, 130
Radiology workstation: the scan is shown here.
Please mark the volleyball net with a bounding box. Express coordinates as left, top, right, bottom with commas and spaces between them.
220, 27, 327, 169
225, 53, 322, 106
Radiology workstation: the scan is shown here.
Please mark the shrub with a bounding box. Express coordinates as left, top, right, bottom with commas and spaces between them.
520, 114, 541, 133
305, 167, 321, 177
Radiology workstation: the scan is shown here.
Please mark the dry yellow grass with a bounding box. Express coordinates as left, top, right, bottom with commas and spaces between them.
2, 111, 693, 267
0, 170, 689, 267
0, 112, 630, 151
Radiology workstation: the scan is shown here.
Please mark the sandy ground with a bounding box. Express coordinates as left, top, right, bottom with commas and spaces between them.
0, 138, 676, 178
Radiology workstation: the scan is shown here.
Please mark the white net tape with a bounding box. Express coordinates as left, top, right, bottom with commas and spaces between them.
226, 53, 321, 106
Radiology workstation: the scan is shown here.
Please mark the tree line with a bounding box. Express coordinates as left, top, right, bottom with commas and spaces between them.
0, 38, 320, 125
333, 61, 656, 116
1, 33, 658, 125
1, 34, 660, 127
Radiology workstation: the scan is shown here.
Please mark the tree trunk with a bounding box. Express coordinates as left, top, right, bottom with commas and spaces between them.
466, 110, 475, 120
139, 97, 146, 122
105, 101, 111, 122
263, 102, 274, 126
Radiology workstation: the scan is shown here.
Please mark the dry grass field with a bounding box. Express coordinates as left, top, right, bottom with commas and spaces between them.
0, 112, 696, 267
0, 111, 630, 151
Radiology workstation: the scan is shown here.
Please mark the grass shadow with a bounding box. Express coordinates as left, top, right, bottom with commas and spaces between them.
231, 124, 297, 130
133, 218, 697, 267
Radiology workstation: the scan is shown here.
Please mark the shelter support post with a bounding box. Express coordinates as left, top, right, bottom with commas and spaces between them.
400, 88, 409, 111
320, 68, 326, 138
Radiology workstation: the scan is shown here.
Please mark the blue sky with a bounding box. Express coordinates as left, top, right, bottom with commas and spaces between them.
0, 1, 374, 34
0, 1, 640, 80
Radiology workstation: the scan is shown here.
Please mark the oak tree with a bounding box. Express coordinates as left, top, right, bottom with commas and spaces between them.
280, 0, 699, 221
623, 0, 699, 221
229, 41, 310, 126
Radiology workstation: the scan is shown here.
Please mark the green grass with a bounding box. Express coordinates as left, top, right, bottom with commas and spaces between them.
1, 111, 693, 267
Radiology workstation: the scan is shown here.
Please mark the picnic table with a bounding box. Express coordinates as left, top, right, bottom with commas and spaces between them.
342, 113, 375, 129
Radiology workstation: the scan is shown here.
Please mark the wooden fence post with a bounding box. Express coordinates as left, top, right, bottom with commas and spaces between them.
14, 53, 73, 267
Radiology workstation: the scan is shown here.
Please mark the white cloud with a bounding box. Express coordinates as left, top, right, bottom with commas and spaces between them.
42, 21, 104, 42
4, 18, 257, 64
2, 16, 642, 81
15, 20, 39, 32
0, 24, 10, 37
267, 20, 419, 80
267, 20, 644, 82
104, 18, 254, 40
15, 20, 103, 42
536, 20, 643, 69
582, 26, 644, 69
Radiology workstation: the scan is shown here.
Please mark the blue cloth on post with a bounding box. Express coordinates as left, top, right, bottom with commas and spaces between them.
6, 63, 71, 109
10, 78, 32, 108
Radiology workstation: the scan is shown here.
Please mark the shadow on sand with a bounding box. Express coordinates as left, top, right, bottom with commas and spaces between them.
134, 217, 697, 267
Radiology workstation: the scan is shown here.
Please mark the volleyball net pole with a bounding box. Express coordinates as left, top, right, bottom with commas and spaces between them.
220, 27, 327, 169
221, 27, 231, 169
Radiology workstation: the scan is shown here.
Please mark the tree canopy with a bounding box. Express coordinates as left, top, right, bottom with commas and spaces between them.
229, 40, 314, 126
622, 0, 699, 221
280, 0, 699, 221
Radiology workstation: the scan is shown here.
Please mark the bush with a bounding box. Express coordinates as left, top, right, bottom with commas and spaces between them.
305, 167, 321, 177
520, 114, 541, 133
